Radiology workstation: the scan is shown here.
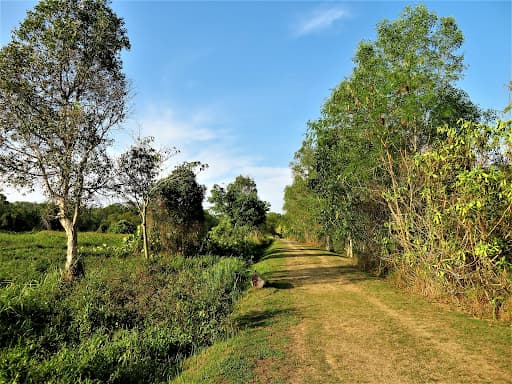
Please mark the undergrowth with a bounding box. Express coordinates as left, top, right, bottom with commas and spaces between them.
0, 232, 249, 383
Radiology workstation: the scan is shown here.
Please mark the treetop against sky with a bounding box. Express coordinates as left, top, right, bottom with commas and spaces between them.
1, 0, 510, 212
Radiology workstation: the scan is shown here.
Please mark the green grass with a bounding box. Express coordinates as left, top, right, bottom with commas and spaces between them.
0, 230, 250, 383
0, 231, 125, 283
171, 240, 299, 384
174, 239, 512, 384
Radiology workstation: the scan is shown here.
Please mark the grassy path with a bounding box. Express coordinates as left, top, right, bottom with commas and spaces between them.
173, 239, 512, 383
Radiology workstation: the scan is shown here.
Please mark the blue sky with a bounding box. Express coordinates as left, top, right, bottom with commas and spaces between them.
1, 1, 510, 212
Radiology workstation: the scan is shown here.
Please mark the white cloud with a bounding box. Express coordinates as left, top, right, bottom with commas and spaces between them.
134, 105, 221, 146
2, 103, 293, 213
293, 6, 350, 37
238, 166, 292, 213
134, 104, 292, 213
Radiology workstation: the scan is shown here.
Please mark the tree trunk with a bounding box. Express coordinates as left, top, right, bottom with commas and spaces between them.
61, 218, 84, 281
326, 234, 334, 252
346, 235, 353, 258
142, 203, 150, 259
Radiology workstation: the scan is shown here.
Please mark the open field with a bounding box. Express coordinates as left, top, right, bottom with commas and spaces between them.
0, 231, 126, 284
0, 230, 248, 383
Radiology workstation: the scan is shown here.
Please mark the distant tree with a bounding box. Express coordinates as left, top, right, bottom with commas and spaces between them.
108, 219, 136, 234
0, 0, 130, 280
116, 136, 175, 259
94, 203, 140, 232
0, 194, 9, 229
151, 162, 207, 255
209, 175, 269, 228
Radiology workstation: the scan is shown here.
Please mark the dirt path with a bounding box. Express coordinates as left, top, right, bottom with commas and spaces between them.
262, 240, 511, 384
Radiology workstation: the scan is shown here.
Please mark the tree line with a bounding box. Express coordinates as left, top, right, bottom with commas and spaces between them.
0, 194, 139, 233
283, 5, 511, 319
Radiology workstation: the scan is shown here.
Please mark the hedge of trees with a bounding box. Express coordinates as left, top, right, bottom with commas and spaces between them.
0, 194, 140, 233
283, 5, 511, 319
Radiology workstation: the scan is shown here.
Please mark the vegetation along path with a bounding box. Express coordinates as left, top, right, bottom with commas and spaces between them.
174, 239, 512, 383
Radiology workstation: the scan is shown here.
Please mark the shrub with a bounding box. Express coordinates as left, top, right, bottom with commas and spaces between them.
206, 217, 261, 262
0, 252, 248, 383
108, 220, 136, 234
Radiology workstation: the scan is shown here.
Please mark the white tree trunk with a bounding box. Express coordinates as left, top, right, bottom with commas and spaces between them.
60, 217, 83, 280
326, 234, 334, 252
346, 236, 353, 258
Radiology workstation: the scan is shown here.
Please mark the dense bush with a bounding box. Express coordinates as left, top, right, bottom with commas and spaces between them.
149, 163, 207, 256
206, 217, 264, 262
0, 251, 248, 383
384, 119, 512, 318
108, 219, 137, 234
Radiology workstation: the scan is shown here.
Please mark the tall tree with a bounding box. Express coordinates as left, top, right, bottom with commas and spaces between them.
0, 0, 130, 279
116, 136, 175, 259
285, 5, 482, 267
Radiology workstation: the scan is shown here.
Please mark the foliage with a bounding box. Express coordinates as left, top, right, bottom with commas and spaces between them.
384, 119, 512, 317
0, 195, 51, 231
0, 0, 130, 279
206, 176, 270, 261
0, 196, 139, 233
206, 217, 262, 262
283, 175, 323, 244
116, 136, 176, 259
0, 231, 248, 383
209, 175, 269, 228
150, 162, 207, 256
264, 212, 285, 237
284, 5, 509, 317
92, 203, 140, 233
108, 219, 136, 234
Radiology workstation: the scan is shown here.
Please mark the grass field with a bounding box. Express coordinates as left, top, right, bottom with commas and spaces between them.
0, 230, 126, 284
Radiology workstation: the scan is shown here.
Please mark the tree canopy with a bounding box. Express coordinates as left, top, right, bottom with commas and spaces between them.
151, 162, 207, 255
283, 4, 511, 316
116, 136, 175, 259
209, 175, 269, 228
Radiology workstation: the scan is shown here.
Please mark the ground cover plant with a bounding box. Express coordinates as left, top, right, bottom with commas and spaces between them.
0, 231, 248, 383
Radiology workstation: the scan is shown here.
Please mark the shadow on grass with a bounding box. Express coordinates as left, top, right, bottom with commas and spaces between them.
236, 308, 296, 329
265, 264, 375, 287
262, 249, 342, 261
266, 281, 294, 289
258, 240, 377, 290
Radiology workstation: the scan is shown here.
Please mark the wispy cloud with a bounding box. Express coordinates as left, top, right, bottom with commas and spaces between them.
2, 103, 293, 212
134, 105, 221, 146
293, 6, 350, 37
133, 104, 292, 212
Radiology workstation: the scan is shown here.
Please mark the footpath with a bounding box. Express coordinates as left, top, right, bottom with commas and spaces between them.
173, 239, 512, 384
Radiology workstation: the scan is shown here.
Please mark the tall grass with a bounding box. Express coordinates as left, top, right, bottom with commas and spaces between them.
0, 231, 249, 383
